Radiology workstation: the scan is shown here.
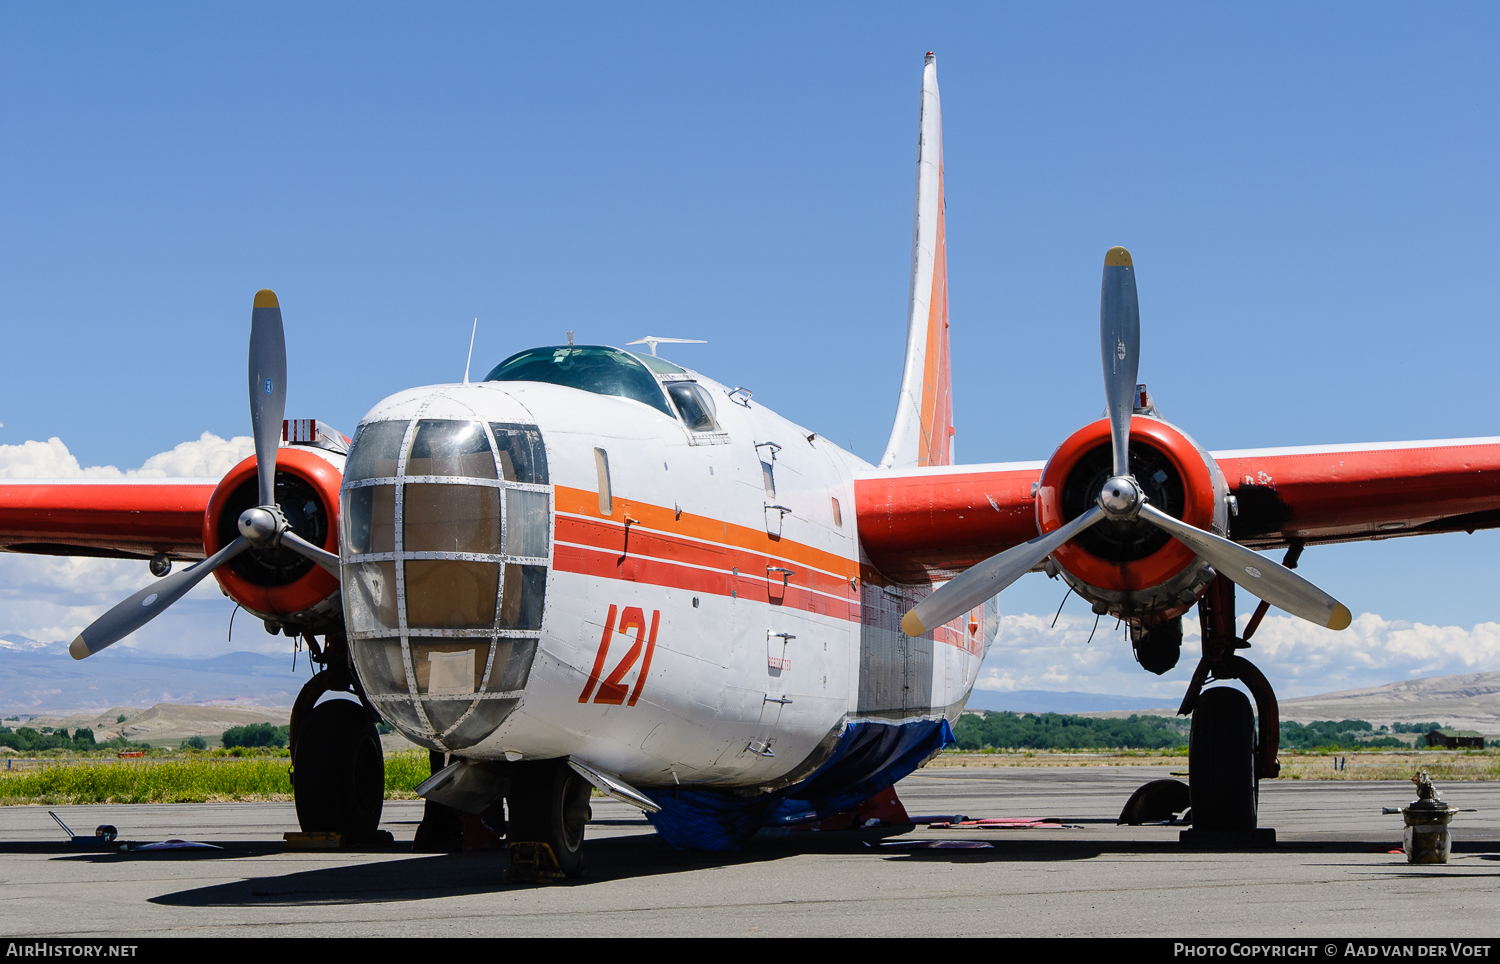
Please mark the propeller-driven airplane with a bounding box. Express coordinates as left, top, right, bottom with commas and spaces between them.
6, 53, 1500, 870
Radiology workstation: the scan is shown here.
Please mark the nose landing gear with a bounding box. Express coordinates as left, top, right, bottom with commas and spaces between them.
412, 755, 592, 878
507, 759, 592, 879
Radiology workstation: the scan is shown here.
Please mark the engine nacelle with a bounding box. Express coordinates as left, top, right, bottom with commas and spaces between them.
203, 446, 344, 633
1036, 416, 1229, 625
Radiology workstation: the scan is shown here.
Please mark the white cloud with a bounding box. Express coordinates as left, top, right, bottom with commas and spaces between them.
975, 612, 1191, 702
0, 434, 284, 657
133, 433, 257, 478
0, 438, 121, 479
1235, 612, 1500, 692
0, 551, 286, 658
0, 432, 253, 479
976, 608, 1500, 701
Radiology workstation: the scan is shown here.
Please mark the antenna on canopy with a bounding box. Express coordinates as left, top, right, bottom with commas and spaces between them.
626, 336, 707, 357
462, 318, 478, 385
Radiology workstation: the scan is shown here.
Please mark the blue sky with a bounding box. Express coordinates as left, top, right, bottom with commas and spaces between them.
1, 4, 1497, 695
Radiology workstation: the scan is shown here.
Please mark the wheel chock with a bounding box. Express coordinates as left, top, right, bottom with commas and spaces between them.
284, 831, 343, 850
506, 841, 567, 884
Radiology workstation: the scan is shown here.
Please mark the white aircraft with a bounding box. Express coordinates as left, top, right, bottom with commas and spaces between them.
6, 54, 1500, 872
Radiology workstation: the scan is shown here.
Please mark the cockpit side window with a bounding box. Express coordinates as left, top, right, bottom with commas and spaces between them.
489, 423, 549, 484
667, 382, 720, 433
484, 346, 674, 418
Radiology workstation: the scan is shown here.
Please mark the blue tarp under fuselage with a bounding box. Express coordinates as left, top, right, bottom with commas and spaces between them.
641, 717, 954, 851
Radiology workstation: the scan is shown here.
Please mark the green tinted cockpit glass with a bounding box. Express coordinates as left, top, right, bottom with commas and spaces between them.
484, 346, 673, 417
634, 354, 686, 375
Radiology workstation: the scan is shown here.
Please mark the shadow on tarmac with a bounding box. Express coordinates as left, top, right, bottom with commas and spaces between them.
0, 842, 279, 861
146, 833, 785, 906
22, 827, 1496, 907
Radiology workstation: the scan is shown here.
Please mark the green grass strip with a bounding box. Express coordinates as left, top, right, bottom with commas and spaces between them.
0, 750, 434, 805
384, 750, 431, 794
0, 759, 292, 804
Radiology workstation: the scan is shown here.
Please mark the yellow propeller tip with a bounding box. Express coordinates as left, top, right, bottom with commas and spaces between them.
69, 636, 90, 660
254, 289, 280, 308
1104, 246, 1133, 267
1327, 604, 1352, 631
901, 611, 926, 637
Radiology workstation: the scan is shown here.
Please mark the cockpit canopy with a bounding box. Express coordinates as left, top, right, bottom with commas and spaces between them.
485, 345, 722, 434
485, 346, 675, 418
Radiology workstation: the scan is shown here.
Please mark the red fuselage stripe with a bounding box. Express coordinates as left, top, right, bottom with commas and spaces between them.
552, 513, 974, 650
553, 542, 860, 621
554, 514, 856, 602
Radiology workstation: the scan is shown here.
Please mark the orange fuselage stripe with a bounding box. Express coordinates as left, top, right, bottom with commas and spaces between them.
552, 485, 978, 650
554, 485, 858, 582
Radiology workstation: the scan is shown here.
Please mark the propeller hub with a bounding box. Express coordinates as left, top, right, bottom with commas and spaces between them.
1098, 476, 1144, 520
238, 505, 286, 546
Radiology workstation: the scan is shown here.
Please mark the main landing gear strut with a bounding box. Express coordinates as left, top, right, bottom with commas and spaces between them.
1176, 543, 1302, 845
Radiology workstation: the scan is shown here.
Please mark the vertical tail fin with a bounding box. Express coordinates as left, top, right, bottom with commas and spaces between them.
879, 52, 954, 470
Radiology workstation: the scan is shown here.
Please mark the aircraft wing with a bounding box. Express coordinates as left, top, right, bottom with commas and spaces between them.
855, 462, 1045, 583
0, 478, 219, 561
855, 436, 1500, 583
1216, 437, 1500, 549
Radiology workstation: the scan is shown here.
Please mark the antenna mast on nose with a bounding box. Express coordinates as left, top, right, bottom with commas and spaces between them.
463, 318, 478, 385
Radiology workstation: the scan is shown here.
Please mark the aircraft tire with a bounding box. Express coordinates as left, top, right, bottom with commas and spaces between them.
507, 759, 591, 877
292, 698, 385, 841
1188, 686, 1258, 831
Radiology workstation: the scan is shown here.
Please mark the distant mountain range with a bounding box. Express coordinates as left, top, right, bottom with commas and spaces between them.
1278, 671, 1500, 732
1, 633, 305, 714
988, 674, 1500, 734
963, 688, 1178, 714
4, 631, 1497, 733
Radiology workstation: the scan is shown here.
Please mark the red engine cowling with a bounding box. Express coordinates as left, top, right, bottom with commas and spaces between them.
1036, 417, 1228, 623
202, 447, 343, 632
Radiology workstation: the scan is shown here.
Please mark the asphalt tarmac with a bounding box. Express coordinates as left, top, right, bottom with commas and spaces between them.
2, 765, 1497, 938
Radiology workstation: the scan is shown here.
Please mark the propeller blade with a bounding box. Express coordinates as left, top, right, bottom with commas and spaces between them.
903, 505, 1106, 637
249, 289, 287, 508
280, 529, 342, 578
1100, 246, 1140, 478
1137, 503, 1351, 630
69, 537, 252, 659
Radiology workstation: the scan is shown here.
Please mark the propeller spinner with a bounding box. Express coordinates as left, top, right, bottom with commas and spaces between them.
69, 290, 340, 660
902, 248, 1352, 639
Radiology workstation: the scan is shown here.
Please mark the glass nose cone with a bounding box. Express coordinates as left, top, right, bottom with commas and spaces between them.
339, 416, 552, 751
